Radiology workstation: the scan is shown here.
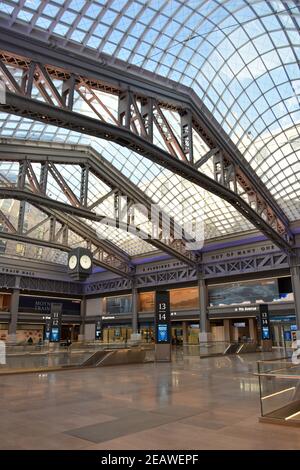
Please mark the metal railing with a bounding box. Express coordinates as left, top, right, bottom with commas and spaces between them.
183, 340, 258, 357
0, 340, 155, 373
257, 358, 300, 425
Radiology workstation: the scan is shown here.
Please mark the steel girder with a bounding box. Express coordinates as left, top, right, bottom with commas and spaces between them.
0, 140, 197, 265
0, 204, 132, 278
0, 27, 293, 253
0, 169, 133, 276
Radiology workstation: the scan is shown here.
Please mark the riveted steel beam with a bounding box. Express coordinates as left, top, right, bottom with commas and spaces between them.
0, 27, 293, 252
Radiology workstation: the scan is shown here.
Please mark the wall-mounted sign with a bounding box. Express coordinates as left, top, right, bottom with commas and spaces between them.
19, 296, 80, 316
234, 322, 246, 328
50, 303, 62, 342
206, 244, 277, 262
155, 291, 170, 344
0, 267, 35, 276
260, 304, 271, 341
95, 319, 102, 340
234, 306, 259, 312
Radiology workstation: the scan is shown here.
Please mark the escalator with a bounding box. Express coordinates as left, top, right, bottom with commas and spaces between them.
81, 347, 147, 367
223, 343, 240, 354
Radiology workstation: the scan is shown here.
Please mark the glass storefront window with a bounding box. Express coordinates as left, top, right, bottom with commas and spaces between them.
139, 287, 199, 312
170, 287, 199, 310
105, 295, 132, 314
139, 292, 154, 312
102, 326, 132, 343
0, 293, 10, 312
208, 278, 279, 306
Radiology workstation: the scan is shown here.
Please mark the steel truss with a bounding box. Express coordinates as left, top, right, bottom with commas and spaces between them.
84, 249, 289, 294
0, 140, 196, 268
0, 28, 294, 254
0, 208, 132, 278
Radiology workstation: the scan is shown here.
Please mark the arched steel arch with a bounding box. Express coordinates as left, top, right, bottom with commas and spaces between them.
0, 26, 294, 254
0, 141, 197, 266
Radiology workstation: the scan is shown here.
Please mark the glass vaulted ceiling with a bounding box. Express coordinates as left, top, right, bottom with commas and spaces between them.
0, 0, 299, 262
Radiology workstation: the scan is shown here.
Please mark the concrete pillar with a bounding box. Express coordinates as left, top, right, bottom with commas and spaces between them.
132, 286, 138, 334
224, 319, 231, 342
7, 277, 20, 343
289, 248, 300, 346
233, 324, 239, 342
182, 321, 188, 344
78, 296, 86, 341
249, 318, 257, 342
198, 277, 211, 341
290, 262, 300, 338
84, 323, 96, 340
81, 297, 103, 340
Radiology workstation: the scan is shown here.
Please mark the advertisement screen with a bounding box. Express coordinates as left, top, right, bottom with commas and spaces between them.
262, 327, 270, 340
284, 331, 292, 342
157, 324, 168, 343
50, 328, 60, 342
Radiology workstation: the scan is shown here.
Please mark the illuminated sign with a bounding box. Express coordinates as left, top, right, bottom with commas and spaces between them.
260, 304, 271, 341
50, 303, 62, 342
234, 306, 259, 312
155, 291, 170, 344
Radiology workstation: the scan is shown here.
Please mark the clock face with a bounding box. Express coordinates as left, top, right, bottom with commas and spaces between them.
80, 254, 92, 270
68, 255, 77, 270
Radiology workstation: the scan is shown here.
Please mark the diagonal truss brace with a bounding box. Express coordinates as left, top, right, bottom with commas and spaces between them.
0, 140, 197, 265
0, 28, 294, 254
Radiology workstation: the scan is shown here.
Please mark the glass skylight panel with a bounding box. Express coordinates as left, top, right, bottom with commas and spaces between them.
0, 2, 14, 14
0, 0, 299, 239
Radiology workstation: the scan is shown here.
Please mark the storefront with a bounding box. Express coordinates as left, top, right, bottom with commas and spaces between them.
100, 315, 132, 343
0, 293, 10, 312
138, 287, 199, 313
138, 287, 200, 343
208, 302, 295, 345
207, 276, 294, 344
99, 287, 201, 343
269, 314, 296, 348
17, 294, 81, 343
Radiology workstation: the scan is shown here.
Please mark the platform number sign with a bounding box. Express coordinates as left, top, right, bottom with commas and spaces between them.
260, 304, 271, 341
50, 303, 62, 342
155, 291, 170, 344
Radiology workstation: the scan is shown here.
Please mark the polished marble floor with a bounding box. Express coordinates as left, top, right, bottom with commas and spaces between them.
0, 351, 299, 450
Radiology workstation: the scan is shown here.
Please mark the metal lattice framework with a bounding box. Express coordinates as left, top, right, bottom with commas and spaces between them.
84, 248, 290, 294
0, 140, 198, 272
0, 27, 294, 255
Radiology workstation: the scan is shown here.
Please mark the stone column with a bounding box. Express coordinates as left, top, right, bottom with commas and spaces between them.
78, 296, 86, 341
291, 265, 300, 326
249, 318, 257, 342
224, 319, 231, 342
182, 321, 188, 344
290, 252, 300, 341
198, 277, 211, 341
7, 276, 21, 343
131, 285, 139, 338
